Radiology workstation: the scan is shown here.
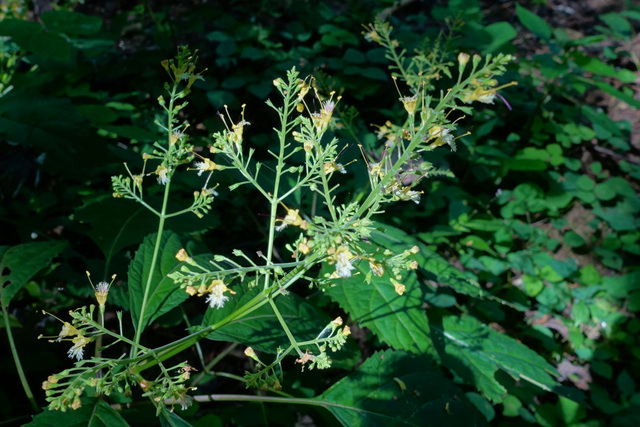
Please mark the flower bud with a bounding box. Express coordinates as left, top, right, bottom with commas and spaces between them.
458, 52, 470, 66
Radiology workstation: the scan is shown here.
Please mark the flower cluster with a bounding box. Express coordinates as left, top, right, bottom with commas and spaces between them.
185, 279, 236, 309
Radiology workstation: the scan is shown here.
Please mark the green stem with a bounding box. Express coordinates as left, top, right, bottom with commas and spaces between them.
2, 305, 39, 412
268, 298, 303, 357
131, 82, 179, 355
131, 180, 170, 355
130, 254, 320, 375
264, 91, 294, 291
187, 393, 360, 412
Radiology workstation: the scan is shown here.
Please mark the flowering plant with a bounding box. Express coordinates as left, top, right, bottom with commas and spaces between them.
31, 22, 521, 421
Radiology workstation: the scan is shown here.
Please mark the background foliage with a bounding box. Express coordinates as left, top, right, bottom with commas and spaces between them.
1, 0, 639, 425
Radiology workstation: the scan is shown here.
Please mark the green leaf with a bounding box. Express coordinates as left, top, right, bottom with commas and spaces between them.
202, 284, 331, 353
592, 80, 640, 109
0, 241, 67, 308
564, 231, 586, 248
502, 394, 522, 417
461, 235, 496, 255
0, 18, 75, 63
75, 197, 219, 260
523, 275, 544, 297
433, 315, 559, 402
593, 206, 637, 231
325, 265, 431, 354
41, 10, 102, 35
129, 231, 188, 333
516, 4, 552, 40
318, 24, 359, 46
573, 53, 636, 83
602, 271, 640, 298
159, 407, 194, 427
576, 175, 595, 191
483, 22, 517, 52
28, 398, 130, 426
100, 124, 159, 142
316, 350, 487, 427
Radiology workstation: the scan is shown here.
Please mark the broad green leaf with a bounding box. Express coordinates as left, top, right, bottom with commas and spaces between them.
75, 197, 219, 260
316, 349, 487, 427
461, 235, 496, 255
593, 80, 640, 109
523, 275, 544, 297
573, 52, 636, 83
129, 232, 188, 333
433, 315, 559, 402
602, 271, 640, 298
374, 223, 525, 310
0, 241, 67, 308
41, 10, 102, 35
202, 283, 333, 354
159, 407, 193, 427
0, 94, 101, 173
593, 206, 637, 231
564, 231, 586, 248
100, 124, 159, 142
325, 263, 431, 354
483, 22, 517, 52
516, 4, 552, 40
0, 18, 75, 63
27, 398, 130, 427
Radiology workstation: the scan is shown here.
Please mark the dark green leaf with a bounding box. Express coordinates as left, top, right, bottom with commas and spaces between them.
1, 241, 67, 307
202, 283, 332, 354
129, 232, 188, 333
516, 4, 552, 40
564, 231, 586, 248
159, 407, 194, 427
316, 350, 487, 427
28, 398, 130, 426
41, 10, 102, 35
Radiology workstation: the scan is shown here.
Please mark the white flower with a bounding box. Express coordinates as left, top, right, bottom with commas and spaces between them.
431, 127, 453, 146
206, 289, 229, 309
156, 165, 170, 185
335, 246, 355, 278
205, 280, 236, 309
477, 91, 496, 104
176, 393, 194, 411
67, 335, 91, 361
194, 161, 208, 176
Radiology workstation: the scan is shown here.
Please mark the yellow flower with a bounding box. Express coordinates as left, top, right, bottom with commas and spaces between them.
311, 90, 341, 133
298, 238, 311, 255
86, 271, 117, 310
276, 204, 308, 231
175, 248, 191, 263
39, 310, 78, 342
193, 158, 222, 176
393, 76, 418, 116
458, 52, 470, 66
369, 262, 385, 277
391, 279, 406, 296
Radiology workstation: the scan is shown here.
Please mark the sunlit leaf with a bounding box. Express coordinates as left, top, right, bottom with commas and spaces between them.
432, 315, 560, 402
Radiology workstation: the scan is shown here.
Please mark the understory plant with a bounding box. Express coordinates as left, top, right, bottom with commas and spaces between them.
12, 19, 526, 423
